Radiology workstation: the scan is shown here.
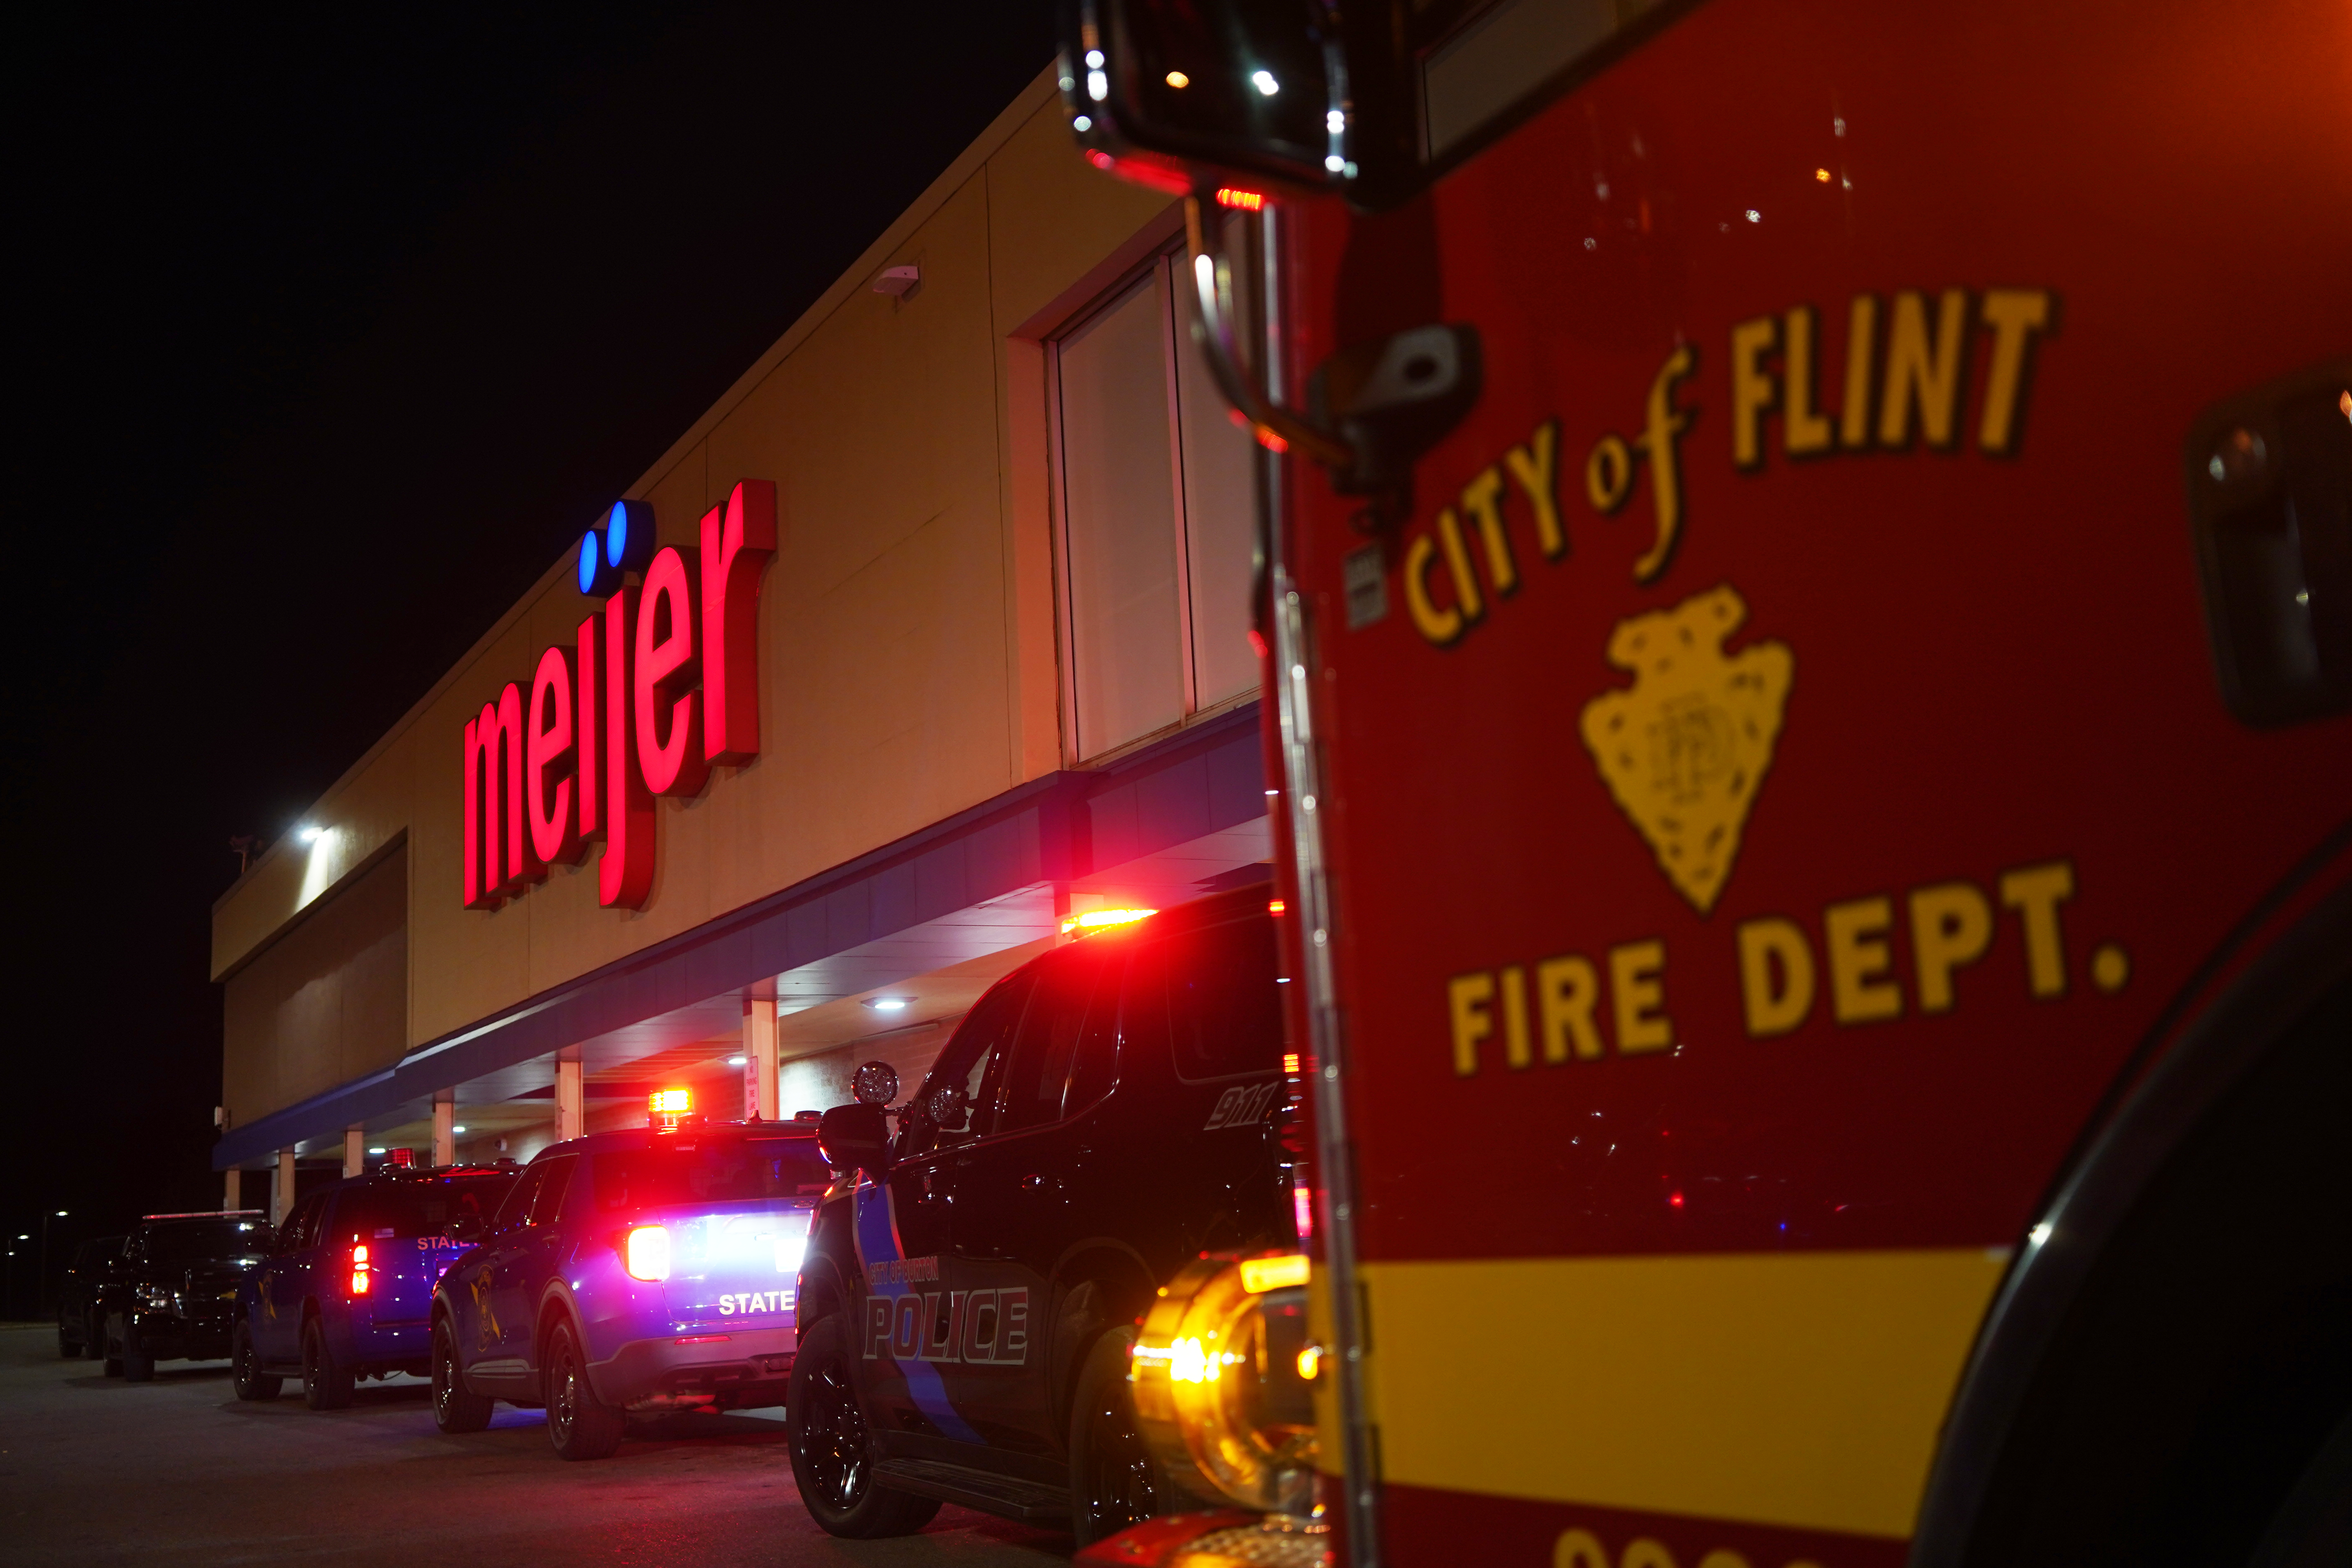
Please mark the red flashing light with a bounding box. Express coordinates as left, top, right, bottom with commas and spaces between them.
625, 1224, 672, 1282
675, 1334, 730, 1346
1669, 1192, 1686, 1209
350, 1243, 371, 1294
1269, 899, 1286, 915
1256, 429, 1290, 454
386, 1148, 415, 1167
1214, 187, 1266, 211
1088, 150, 1115, 170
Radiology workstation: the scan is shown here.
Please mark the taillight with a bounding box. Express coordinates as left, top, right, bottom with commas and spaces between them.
625, 1224, 671, 1282
349, 1244, 371, 1295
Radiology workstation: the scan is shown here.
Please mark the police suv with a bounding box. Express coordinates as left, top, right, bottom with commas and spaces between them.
431, 1109, 831, 1459
789, 884, 1293, 1542
232, 1162, 518, 1409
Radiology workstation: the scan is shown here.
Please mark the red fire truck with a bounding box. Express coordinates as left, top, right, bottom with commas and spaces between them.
1056, 2, 2351, 1566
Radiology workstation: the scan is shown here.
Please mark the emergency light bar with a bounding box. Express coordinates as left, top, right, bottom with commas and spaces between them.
145, 1210, 267, 1220
1060, 907, 1158, 937
648, 1087, 696, 1132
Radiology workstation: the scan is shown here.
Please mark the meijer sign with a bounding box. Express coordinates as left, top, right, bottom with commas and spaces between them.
461, 479, 774, 911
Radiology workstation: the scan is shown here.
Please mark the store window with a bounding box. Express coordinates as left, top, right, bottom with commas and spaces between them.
1052, 250, 1261, 761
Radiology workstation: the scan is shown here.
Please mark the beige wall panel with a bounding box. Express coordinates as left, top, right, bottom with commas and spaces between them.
696, 173, 1015, 906
985, 102, 1174, 336
211, 719, 418, 981
645, 444, 710, 551
222, 845, 409, 1129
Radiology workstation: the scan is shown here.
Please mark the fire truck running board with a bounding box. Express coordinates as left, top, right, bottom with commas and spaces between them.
870, 1458, 1070, 1522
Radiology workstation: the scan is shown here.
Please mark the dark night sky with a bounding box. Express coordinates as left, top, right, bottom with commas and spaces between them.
2, 2, 1056, 1288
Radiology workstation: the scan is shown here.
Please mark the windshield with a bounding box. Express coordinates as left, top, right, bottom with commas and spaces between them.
591, 1138, 830, 1212
333, 1175, 516, 1241
143, 1220, 273, 1263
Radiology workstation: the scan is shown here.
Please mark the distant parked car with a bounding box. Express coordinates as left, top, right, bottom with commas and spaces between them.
98, 1212, 276, 1380
55, 1236, 125, 1359
431, 1111, 829, 1458
232, 1163, 519, 1410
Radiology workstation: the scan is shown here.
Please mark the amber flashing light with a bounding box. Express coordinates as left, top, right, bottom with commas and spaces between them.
1237, 1253, 1308, 1293
1214, 187, 1265, 211
1060, 908, 1158, 937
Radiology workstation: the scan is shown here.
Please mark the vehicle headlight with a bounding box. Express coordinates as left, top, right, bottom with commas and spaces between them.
135, 1282, 178, 1312
1129, 1253, 1317, 1515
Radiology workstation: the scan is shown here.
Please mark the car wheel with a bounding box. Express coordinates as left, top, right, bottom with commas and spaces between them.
431, 1317, 494, 1434
101, 1312, 124, 1377
1069, 1326, 1159, 1546
301, 1317, 354, 1410
543, 1319, 625, 1460
786, 1314, 942, 1538
121, 1317, 156, 1384
231, 1322, 282, 1401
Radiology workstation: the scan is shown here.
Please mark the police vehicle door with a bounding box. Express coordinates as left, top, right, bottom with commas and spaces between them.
938, 944, 1121, 1445
258, 1191, 327, 1364
478, 1156, 575, 1367
858, 970, 1033, 1444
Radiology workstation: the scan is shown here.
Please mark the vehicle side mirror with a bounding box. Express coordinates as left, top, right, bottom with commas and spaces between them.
819, 1103, 893, 1177
1060, 0, 1350, 199
446, 1213, 484, 1245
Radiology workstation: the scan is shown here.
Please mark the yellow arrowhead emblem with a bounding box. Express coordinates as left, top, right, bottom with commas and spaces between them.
1578, 585, 1793, 915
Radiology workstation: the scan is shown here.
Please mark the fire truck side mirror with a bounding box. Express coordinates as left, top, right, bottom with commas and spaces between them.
1058, 0, 1352, 200
818, 1103, 893, 1177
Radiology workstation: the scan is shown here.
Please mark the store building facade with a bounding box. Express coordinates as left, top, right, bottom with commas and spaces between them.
210, 69, 1272, 1218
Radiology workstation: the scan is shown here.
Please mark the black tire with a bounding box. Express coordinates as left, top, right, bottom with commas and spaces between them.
101, 1312, 124, 1377
121, 1317, 156, 1384
231, 1322, 282, 1401
544, 1318, 625, 1460
301, 1317, 354, 1410
431, 1317, 494, 1434
786, 1314, 942, 1538
1069, 1326, 1159, 1546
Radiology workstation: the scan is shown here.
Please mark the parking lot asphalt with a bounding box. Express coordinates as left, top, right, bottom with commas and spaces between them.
0, 1322, 1073, 1567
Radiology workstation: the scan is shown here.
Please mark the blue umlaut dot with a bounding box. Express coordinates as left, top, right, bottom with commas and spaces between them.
577, 532, 602, 595
605, 501, 630, 569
